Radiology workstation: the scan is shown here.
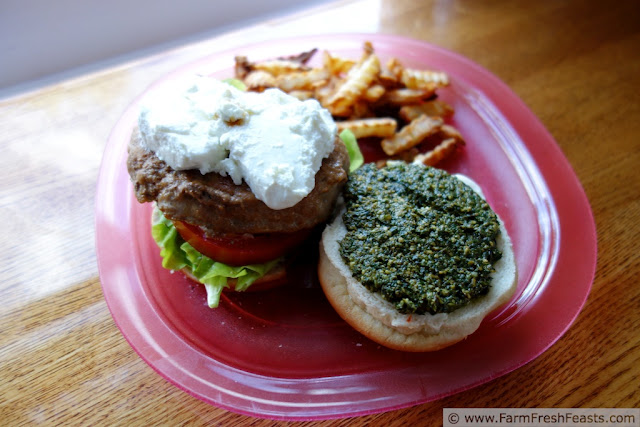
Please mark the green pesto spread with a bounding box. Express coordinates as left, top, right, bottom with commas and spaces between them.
339, 162, 502, 315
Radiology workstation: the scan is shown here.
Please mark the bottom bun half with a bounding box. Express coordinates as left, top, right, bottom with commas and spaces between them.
318, 176, 518, 352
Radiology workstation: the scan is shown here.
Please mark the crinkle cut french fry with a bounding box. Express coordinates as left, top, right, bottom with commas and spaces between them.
409, 124, 465, 166
350, 100, 375, 119
439, 124, 464, 143
386, 57, 404, 80
378, 88, 436, 106
377, 70, 400, 89
399, 100, 455, 122
363, 84, 386, 103
323, 51, 356, 75
325, 53, 381, 117
401, 69, 449, 90
234, 55, 253, 79
253, 59, 310, 76
385, 57, 449, 89
244, 70, 276, 91
275, 68, 330, 92
362, 40, 375, 55
337, 118, 398, 139
381, 114, 443, 156
313, 82, 337, 106
236, 49, 318, 79
413, 137, 462, 166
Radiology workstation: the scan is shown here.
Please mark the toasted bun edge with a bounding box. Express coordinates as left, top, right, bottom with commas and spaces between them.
317, 174, 518, 352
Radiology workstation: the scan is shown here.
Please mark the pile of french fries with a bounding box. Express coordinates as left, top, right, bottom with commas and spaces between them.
234, 41, 464, 167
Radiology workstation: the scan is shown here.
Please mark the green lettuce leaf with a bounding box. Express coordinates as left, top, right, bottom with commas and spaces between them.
339, 129, 364, 172
151, 206, 281, 308
222, 78, 247, 91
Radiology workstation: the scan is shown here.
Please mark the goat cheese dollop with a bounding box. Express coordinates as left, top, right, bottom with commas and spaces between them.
137, 76, 337, 209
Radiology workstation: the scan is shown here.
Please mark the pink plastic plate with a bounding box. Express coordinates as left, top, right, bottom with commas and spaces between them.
96, 34, 597, 420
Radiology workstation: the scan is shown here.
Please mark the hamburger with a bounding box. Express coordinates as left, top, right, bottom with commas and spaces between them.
127, 76, 350, 307
318, 162, 517, 351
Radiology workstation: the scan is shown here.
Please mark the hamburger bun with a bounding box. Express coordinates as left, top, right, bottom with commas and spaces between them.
318, 174, 518, 352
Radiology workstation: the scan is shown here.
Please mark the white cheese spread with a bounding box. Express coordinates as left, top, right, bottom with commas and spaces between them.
137, 75, 337, 210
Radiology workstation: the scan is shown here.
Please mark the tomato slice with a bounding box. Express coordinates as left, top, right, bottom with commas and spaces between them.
173, 220, 313, 266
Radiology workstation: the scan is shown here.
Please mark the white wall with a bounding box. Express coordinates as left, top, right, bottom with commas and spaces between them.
0, 0, 330, 93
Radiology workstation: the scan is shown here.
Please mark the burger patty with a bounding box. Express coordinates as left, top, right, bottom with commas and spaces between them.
127, 128, 350, 235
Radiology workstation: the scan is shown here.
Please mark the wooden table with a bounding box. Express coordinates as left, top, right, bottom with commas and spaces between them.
2, 0, 638, 424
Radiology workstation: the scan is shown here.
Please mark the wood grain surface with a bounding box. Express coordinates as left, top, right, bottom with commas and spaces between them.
1, 0, 638, 425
